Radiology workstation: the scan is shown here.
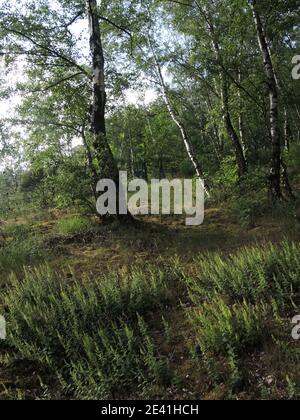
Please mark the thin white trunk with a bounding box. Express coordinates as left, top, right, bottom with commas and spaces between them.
147, 36, 209, 196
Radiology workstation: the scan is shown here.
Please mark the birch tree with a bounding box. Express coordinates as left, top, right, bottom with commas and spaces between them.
147, 34, 209, 196
249, 0, 286, 202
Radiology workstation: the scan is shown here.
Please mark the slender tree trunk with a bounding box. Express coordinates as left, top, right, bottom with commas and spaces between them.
249, 0, 282, 202
87, 0, 115, 178
205, 97, 223, 162
81, 125, 98, 200
222, 80, 248, 178
143, 161, 148, 182
281, 158, 295, 200
147, 35, 209, 196
195, 0, 247, 178
211, 37, 247, 178
238, 68, 247, 159
87, 0, 132, 221
284, 107, 291, 152
128, 134, 135, 177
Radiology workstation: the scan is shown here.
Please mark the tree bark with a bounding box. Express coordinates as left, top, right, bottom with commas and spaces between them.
284, 107, 291, 152
222, 79, 248, 178
249, 0, 282, 202
87, 0, 132, 221
238, 68, 247, 159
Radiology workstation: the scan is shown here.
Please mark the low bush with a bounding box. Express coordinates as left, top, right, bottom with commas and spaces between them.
226, 172, 267, 227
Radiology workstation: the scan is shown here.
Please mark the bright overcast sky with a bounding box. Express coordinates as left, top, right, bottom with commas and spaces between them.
0, 0, 157, 122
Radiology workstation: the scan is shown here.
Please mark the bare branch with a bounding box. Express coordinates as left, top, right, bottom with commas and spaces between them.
32, 72, 84, 93
98, 15, 134, 55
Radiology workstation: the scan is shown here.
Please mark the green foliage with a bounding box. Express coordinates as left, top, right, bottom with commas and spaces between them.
0, 224, 46, 275
3, 265, 174, 399
185, 242, 300, 394
226, 172, 267, 227
2, 231, 300, 399
1, 0, 300, 401
189, 296, 268, 355
0, 169, 23, 219
56, 216, 97, 236
286, 144, 300, 183
187, 242, 300, 310
213, 156, 239, 194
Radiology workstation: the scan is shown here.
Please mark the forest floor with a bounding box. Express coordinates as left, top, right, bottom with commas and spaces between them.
0, 199, 300, 400
30, 205, 300, 277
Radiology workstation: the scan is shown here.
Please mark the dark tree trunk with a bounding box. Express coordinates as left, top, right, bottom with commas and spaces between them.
87, 0, 116, 179
238, 68, 247, 160
284, 107, 291, 152
211, 38, 248, 178
87, 0, 132, 221
222, 79, 248, 177
159, 159, 165, 179
249, 0, 282, 202
281, 159, 295, 200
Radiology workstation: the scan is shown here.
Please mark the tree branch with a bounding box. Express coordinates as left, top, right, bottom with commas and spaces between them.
32, 71, 84, 93
49, 11, 85, 30
0, 25, 90, 77
98, 15, 134, 55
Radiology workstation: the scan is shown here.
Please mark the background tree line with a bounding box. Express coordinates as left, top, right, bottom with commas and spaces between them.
0, 0, 300, 220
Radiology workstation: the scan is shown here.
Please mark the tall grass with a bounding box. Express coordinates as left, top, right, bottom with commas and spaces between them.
184, 242, 300, 396
186, 242, 300, 311
2, 240, 300, 399
56, 216, 97, 236
3, 265, 174, 399
0, 224, 46, 276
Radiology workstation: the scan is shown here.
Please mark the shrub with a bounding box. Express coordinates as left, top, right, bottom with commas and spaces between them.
189, 296, 268, 356
185, 242, 300, 367
184, 241, 300, 396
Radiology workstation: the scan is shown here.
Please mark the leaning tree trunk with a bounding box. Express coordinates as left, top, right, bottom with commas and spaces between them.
210, 36, 248, 178
87, 0, 132, 221
148, 35, 209, 196
195, 0, 247, 178
222, 77, 248, 178
249, 0, 282, 202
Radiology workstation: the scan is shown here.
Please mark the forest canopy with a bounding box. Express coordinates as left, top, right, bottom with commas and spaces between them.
0, 0, 299, 217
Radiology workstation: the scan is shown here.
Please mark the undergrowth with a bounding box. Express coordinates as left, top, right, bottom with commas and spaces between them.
0, 224, 46, 276
182, 242, 300, 398
1, 241, 300, 399
3, 265, 176, 399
